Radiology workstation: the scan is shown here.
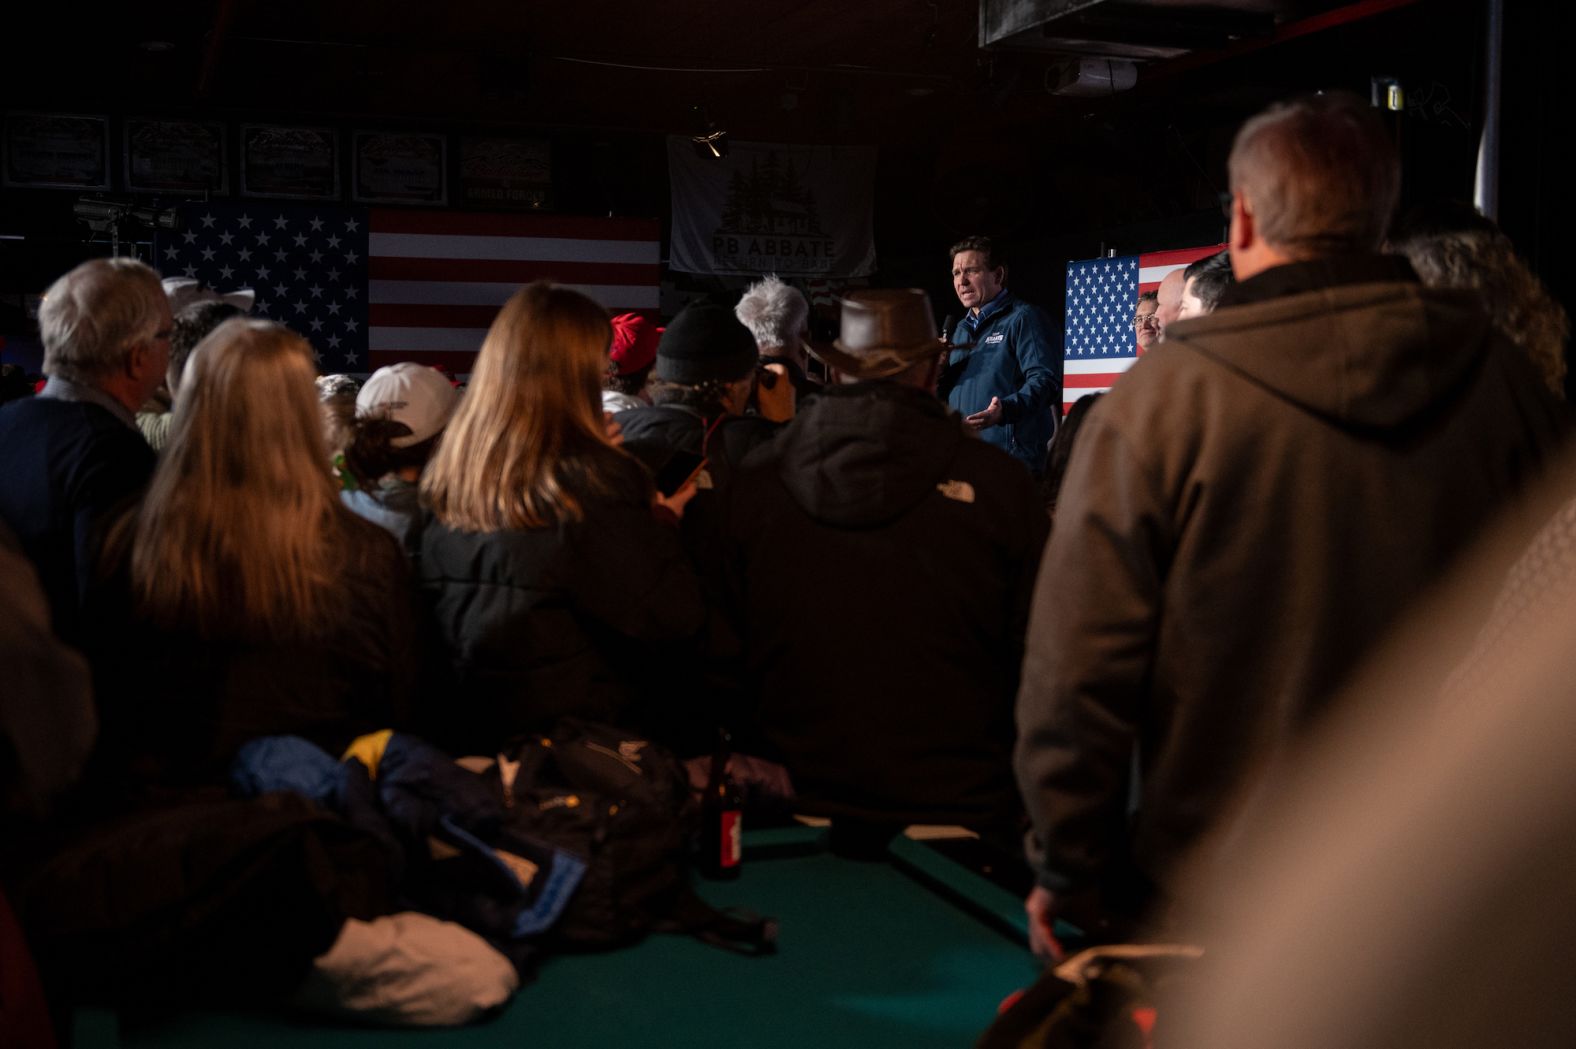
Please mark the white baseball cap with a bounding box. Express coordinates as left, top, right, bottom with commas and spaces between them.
355, 363, 458, 448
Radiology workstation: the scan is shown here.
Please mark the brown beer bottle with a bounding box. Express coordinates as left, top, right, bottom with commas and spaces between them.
700, 729, 743, 879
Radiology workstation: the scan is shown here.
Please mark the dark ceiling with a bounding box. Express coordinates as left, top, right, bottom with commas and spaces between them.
2, 0, 1498, 292
13, 0, 1418, 147
12, 0, 1571, 385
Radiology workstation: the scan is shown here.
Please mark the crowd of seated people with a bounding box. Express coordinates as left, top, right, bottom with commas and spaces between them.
0, 89, 1572, 1040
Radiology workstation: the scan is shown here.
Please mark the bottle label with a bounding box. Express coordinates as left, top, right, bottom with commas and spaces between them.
720, 809, 742, 868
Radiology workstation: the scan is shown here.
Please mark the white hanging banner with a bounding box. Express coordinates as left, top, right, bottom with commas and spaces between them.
667, 137, 877, 278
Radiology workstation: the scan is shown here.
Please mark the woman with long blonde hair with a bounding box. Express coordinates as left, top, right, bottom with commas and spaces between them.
418, 282, 703, 750
91, 319, 414, 785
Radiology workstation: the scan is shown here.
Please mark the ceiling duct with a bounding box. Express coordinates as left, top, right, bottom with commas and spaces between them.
981, 0, 1288, 61
1047, 57, 1139, 95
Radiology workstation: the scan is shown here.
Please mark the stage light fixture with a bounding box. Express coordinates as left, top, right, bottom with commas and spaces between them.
689, 105, 729, 160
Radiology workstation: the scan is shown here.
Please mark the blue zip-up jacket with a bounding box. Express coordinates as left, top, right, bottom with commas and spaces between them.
942, 290, 1060, 474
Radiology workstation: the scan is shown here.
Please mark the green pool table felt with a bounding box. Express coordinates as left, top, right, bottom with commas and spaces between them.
77, 827, 1043, 1048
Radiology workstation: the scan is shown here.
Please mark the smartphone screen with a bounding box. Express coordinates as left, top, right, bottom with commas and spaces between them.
655, 450, 707, 496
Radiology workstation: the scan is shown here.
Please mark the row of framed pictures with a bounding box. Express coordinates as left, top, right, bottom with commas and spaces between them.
1, 113, 552, 207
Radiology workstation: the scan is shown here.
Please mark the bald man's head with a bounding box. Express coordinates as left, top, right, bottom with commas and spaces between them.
1155, 269, 1186, 333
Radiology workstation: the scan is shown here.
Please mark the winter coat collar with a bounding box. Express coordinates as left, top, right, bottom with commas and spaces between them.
1219, 253, 1418, 309
1163, 272, 1491, 431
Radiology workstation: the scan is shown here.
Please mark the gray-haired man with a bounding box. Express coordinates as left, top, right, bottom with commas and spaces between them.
0, 258, 170, 641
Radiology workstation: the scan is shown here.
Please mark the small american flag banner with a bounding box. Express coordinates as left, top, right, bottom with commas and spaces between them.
1063, 245, 1223, 409
155, 204, 660, 374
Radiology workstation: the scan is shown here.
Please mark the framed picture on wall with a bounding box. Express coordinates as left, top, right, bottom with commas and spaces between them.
125, 118, 228, 195
352, 131, 447, 205
459, 136, 552, 210
3, 112, 111, 189
240, 124, 340, 200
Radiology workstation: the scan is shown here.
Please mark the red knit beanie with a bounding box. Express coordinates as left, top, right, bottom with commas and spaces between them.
608, 313, 663, 376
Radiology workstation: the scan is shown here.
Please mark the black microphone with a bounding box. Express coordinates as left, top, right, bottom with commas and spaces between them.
939, 314, 956, 345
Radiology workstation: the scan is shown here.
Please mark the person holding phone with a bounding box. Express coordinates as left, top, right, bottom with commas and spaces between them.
417, 283, 704, 752
614, 302, 780, 557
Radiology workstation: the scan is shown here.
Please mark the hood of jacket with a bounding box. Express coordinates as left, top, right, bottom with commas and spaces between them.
1162, 279, 1492, 431
769, 382, 964, 528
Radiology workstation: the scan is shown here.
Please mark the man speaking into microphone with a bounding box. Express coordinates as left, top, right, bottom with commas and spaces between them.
939, 236, 1060, 476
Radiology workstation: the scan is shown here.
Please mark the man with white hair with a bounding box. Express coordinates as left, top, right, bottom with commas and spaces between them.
1013, 92, 1567, 957
734, 274, 815, 421
0, 258, 170, 641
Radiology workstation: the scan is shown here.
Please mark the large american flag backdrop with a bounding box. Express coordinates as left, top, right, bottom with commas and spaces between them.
154, 204, 660, 374
1062, 245, 1224, 410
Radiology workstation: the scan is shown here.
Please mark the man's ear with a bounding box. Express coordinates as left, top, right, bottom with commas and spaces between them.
1229, 192, 1254, 254
126, 339, 161, 384
125, 341, 150, 379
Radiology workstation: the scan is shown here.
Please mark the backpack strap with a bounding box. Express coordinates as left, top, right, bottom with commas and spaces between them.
651, 884, 778, 956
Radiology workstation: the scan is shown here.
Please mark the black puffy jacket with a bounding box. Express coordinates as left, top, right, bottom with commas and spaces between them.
416, 458, 705, 752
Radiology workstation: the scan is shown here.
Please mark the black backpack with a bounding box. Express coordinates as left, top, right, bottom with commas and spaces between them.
486, 718, 774, 953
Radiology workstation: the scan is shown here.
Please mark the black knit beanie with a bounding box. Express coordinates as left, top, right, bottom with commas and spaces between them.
653, 303, 758, 385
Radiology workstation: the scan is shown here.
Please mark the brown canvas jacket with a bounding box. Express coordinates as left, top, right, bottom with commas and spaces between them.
1014, 271, 1569, 905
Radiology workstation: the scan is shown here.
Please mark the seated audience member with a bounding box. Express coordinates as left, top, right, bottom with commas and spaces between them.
1, 522, 93, 1047
342, 362, 458, 552
712, 289, 1046, 840
601, 312, 662, 415
89, 319, 416, 790
1176, 251, 1234, 320
317, 373, 362, 488
1390, 200, 1569, 399
137, 299, 245, 451
615, 302, 777, 481
735, 274, 817, 421
417, 282, 704, 751
1, 519, 94, 829
1133, 291, 1160, 352
614, 302, 779, 554
0, 258, 166, 644
1015, 93, 1567, 959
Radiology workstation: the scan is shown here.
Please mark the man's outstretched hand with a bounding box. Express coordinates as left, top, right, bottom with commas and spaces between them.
965, 396, 1004, 430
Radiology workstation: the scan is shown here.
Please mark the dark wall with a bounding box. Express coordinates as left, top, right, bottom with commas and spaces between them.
3, 0, 1559, 373
880, 0, 1491, 323
1497, 1, 1573, 396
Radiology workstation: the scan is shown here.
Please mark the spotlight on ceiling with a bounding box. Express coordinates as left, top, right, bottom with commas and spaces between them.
691, 130, 729, 159
689, 105, 729, 160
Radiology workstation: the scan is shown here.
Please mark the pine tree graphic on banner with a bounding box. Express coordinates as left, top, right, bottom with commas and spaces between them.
717, 153, 824, 236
